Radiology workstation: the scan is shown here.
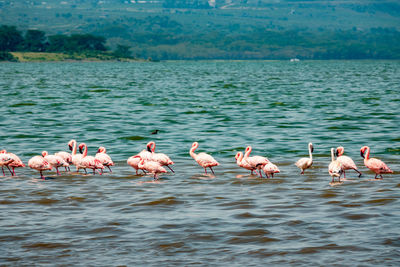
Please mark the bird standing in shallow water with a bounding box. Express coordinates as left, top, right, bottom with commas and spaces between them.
95, 146, 114, 173
329, 148, 343, 183
28, 155, 52, 179
360, 146, 392, 179
295, 142, 314, 174
42, 151, 69, 175
138, 158, 167, 180
190, 142, 219, 175
336, 146, 362, 178
243, 146, 269, 177
0, 150, 24, 176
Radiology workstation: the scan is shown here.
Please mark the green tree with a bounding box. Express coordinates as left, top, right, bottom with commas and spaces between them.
0, 25, 23, 51
114, 44, 132, 58
23, 30, 47, 52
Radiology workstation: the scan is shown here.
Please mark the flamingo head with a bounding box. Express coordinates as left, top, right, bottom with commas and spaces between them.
245, 146, 252, 154
309, 143, 314, 153
41, 151, 48, 157
97, 147, 106, 153
235, 152, 242, 160
192, 142, 199, 148
68, 140, 75, 151
146, 141, 156, 152
360, 146, 368, 159
78, 143, 85, 154
0, 149, 6, 154
336, 146, 344, 157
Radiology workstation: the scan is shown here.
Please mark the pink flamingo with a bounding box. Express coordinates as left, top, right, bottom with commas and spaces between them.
0, 152, 14, 176
336, 146, 362, 178
259, 162, 280, 178
138, 158, 167, 179
235, 151, 253, 174
68, 139, 83, 172
55, 149, 72, 172
243, 146, 269, 177
138, 142, 154, 161
95, 146, 114, 173
329, 148, 343, 183
0, 150, 25, 176
360, 146, 393, 179
28, 155, 52, 179
295, 142, 314, 174
78, 143, 104, 175
42, 151, 69, 175
190, 142, 219, 175
127, 155, 143, 175
147, 141, 175, 173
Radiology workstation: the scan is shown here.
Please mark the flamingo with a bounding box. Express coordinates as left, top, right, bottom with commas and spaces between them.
235, 152, 253, 174
137, 141, 154, 161
95, 146, 114, 173
147, 141, 175, 173
138, 158, 167, 180
336, 146, 362, 178
360, 146, 393, 179
55, 150, 72, 172
329, 148, 343, 183
0, 152, 14, 176
28, 155, 52, 179
295, 142, 314, 174
259, 162, 280, 178
68, 139, 83, 172
243, 146, 269, 177
0, 150, 25, 176
190, 142, 219, 175
42, 151, 69, 175
78, 143, 104, 175
127, 155, 143, 175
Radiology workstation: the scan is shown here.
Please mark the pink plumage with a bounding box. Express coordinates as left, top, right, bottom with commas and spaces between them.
235, 151, 253, 174
42, 151, 69, 175
28, 155, 52, 179
138, 158, 167, 179
78, 143, 104, 175
261, 162, 280, 178
69, 139, 83, 172
95, 146, 114, 172
336, 146, 362, 178
1, 150, 25, 176
360, 146, 393, 179
0, 152, 14, 176
55, 151, 72, 171
127, 155, 142, 175
243, 146, 269, 177
190, 142, 219, 175
147, 141, 175, 173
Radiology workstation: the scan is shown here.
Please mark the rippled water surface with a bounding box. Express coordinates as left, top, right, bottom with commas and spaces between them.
0, 61, 399, 265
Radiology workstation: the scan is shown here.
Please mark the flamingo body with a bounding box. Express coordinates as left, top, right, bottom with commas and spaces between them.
261, 162, 280, 178
127, 155, 142, 174
95, 147, 114, 172
138, 158, 167, 179
1, 150, 24, 176
361, 146, 392, 179
295, 142, 314, 174
146, 141, 175, 172
0, 153, 14, 176
329, 148, 343, 182
235, 152, 253, 173
42, 151, 68, 175
190, 142, 219, 174
79, 143, 104, 174
28, 155, 52, 179
336, 146, 361, 178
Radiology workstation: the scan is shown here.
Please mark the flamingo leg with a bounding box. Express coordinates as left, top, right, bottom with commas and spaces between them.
271, 173, 274, 178
301, 170, 304, 175
204, 168, 208, 174
12, 167, 16, 176
93, 169, 96, 175
107, 166, 112, 172
56, 167, 60, 175
6, 165, 13, 175
166, 165, 174, 173
210, 167, 215, 175
2, 167, 5, 176
84, 168, 87, 174
343, 170, 346, 179
258, 170, 263, 178
354, 169, 362, 177
40, 171, 45, 179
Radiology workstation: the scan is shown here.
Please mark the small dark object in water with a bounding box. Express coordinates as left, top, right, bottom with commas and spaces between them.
151, 130, 159, 135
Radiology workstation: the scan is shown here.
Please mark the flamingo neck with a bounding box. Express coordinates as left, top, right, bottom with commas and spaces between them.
330, 148, 335, 162
190, 144, 198, 159
72, 140, 77, 155
236, 152, 243, 163
244, 147, 252, 159
309, 145, 313, 160
82, 144, 88, 157
364, 147, 370, 160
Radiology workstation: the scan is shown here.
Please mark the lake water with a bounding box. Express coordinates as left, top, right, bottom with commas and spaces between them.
0, 61, 399, 266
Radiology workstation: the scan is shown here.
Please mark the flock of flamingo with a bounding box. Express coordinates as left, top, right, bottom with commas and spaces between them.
0, 140, 394, 182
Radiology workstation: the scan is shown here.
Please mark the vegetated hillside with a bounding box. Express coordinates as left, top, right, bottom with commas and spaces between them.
1, 0, 400, 59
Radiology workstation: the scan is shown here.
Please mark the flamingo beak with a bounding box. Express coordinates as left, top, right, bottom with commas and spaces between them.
335, 149, 339, 157
360, 150, 365, 158
147, 145, 152, 152
79, 146, 83, 154
68, 144, 73, 151
311, 146, 314, 153
97, 148, 101, 153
